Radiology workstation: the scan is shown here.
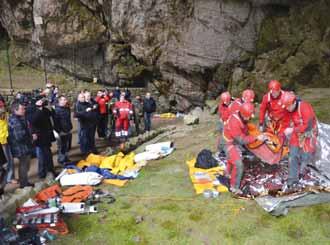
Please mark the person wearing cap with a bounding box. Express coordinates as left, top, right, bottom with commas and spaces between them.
281, 91, 318, 188
31, 96, 56, 179
229, 89, 255, 115
259, 80, 290, 145
223, 102, 267, 195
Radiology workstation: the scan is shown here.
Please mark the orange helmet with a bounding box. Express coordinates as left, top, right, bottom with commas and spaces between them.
220, 92, 231, 105
239, 102, 255, 118
281, 91, 296, 109
268, 80, 281, 92
242, 89, 255, 103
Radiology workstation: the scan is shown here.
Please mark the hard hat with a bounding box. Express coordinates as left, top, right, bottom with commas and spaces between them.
281, 91, 296, 109
239, 102, 255, 118
242, 89, 255, 103
220, 92, 231, 104
268, 80, 281, 92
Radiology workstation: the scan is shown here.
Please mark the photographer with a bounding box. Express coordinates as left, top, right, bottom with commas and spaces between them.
31, 96, 56, 179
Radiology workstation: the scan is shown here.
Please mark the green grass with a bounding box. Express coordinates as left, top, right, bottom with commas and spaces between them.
55, 100, 330, 244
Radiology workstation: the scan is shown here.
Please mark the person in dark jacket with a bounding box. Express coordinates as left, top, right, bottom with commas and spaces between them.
31, 96, 56, 179
54, 95, 73, 164
75, 92, 98, 155
0, 144, 7, 197
143, 92, 156, 131
124, 88, 131, 102
113, 86, 121, 101
132, 96, 143, 135
8, 102, 34, 188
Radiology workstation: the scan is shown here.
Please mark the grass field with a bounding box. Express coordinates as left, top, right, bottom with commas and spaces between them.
55, 89, 330, 245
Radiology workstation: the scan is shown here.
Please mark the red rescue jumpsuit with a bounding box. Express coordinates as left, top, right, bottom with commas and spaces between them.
259, 91, 290, 144
287, 100, 318, 185
223, 113, 256, 189
217, 102, 232, 152
112, 100, 133, 138
229, 98, 242, 115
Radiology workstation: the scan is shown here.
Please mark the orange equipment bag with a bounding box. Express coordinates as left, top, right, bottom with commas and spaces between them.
61, 185, 93, 203
35, 184, 62, 203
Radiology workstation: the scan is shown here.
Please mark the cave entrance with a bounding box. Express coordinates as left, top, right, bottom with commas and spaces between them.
0, 21, 9, 49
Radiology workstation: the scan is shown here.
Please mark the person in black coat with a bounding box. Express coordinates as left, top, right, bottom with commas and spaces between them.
143, 92, 156, 131
75, 92, 98, 155
31, 96, 56, 179
8, 102, 34, 188
113, 86, 121, 101
54, 95, 73, 164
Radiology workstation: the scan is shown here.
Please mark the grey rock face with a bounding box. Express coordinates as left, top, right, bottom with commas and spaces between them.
0, 0, 328, 110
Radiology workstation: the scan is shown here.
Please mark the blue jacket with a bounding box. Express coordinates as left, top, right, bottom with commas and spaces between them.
54, 105, 73, 134
8, 114, 33, 158
143, 98, 156, 113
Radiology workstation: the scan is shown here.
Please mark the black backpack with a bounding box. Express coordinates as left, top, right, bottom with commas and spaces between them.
195, 149, 218, 169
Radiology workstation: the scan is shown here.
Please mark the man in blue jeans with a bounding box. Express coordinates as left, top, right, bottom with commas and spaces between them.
143, 92, 156, 132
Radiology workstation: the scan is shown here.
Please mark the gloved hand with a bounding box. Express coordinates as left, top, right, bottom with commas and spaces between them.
284, 127, 293, 136
256, 134, 267, 142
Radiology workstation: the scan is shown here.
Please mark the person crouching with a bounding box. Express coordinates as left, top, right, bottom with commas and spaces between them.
223, 102, 267, 195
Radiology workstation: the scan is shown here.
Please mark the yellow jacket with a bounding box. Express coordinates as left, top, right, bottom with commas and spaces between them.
0, 119, 9, 145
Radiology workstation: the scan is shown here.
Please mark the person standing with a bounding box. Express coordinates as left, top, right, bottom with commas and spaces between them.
0, 107, 17, 185
31, 96, 56, 179
113, 86, 121, 101
85, 91, 99, 151
281, 91, 318, 189
95, 90, 110, 138
54, 95, 73, 164
113, 93, 133, 149
8, 102, 34, 188
259, 80, 290, 145
75, 92, 98, 155
132, 95, 143, 135
143, 92, 156, 132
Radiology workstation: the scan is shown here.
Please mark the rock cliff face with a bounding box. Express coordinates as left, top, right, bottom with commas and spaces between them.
0, 0, 329, 111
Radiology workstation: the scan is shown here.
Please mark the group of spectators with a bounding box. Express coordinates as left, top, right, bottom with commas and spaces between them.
0, 84, 156, 197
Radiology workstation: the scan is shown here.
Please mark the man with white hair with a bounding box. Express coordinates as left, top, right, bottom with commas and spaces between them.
143, 92, 156, 132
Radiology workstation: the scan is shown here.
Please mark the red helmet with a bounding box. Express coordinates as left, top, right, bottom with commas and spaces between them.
239, 102, 255, 118
242, 89, 255, 103
268, 80, 281, 92
220, 92, 231, 104
281, 91, 296, 109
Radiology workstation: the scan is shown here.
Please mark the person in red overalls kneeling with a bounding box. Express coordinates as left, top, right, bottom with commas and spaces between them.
112, 93, 133, 149
259, 80, 290, 145
281, 91, 318, 188
229, 89, 255, 115
223, 102, 267, 195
